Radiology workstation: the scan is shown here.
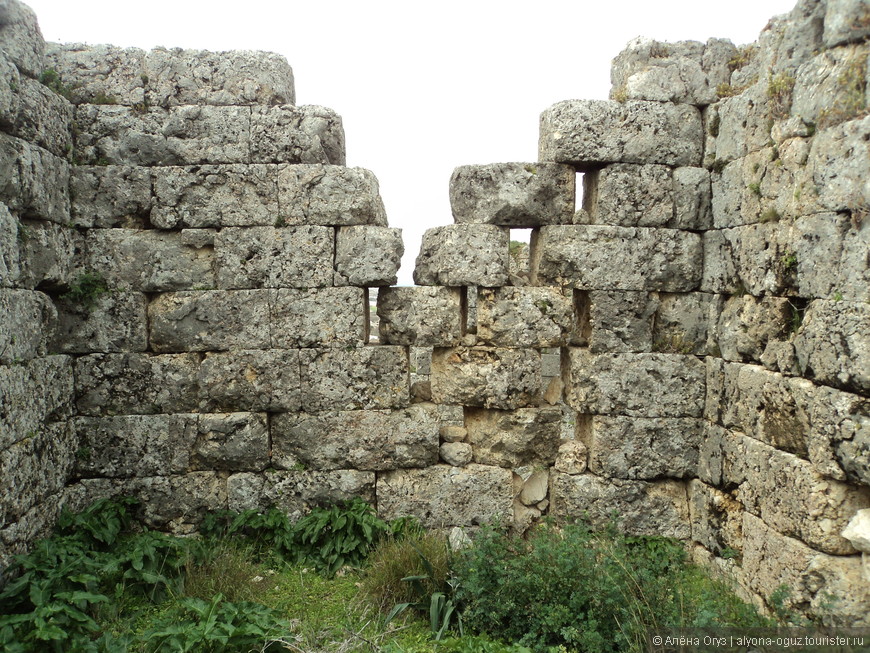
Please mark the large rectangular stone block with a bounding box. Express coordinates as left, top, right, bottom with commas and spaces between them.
431, 347, 542, 410
151, 164, 278, 229
250, 105, 345, 165
377, 464, 513, 527
0, 133, 70, 224
334, 226, 403, 287
0, 289, 56, 364
75, 353, 199, 416
654, 292, 719, 356
191, 412, 269, 472
215, 226, 333, 289
449, 162, 575, 226
475, 287, 575, 347
0, 203, 20, 287
714, 295, 791, 363
577, 290, 656, 353
414, 225, 509, 287
17, 220, 83, 290
277, 165, 386, 227
45, 43, 148, 106
585, 163, 673, 227
550, 473, 691, 539
70, 166, 152, 229
0, 0, 45, 77
700, 223, 792, 295
198, 349, 301, 413
12, 76, 73, 159
791, 213, 869, 302
271, 288, 366, 348
272, 404, 441, 471
532, 225, 702, 292
464, 407, 563, 468
377, 286, 462, 346
299, 346, 409, 411
539, 99, 703, 168
565, 349, 705, 417
687, 479, 743, 557
53, 292, 148, 354
806, 115, 870, 213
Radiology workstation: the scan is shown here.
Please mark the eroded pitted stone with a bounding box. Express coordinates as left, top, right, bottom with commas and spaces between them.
475, 287, 574, 347
44, 43, 147, 106
654, 292, 719, 356
192, 413, 269, 472
464, 407, 562, 468
0, 133, 70, 224
0, 289, 56, 364
539, 99, 703, 168
17, 221, 83, 290
577, 290, 655, 353
12, 76, 73, 159
715, 295, 791, 363
199, 349, 301, 413
334, 226, 403, 286
414, 225, 509, 287
0, 203, 19, 287
53, 292, 148, 354
701, 223, 792, 296
278, 165, 386, 226
271, 288, 366, 348
70, 166, 152, 229
792, 213, 870, 302
823, 0, 870, 47
377, 286, 462, 346
0, 0, 45, 77
449, 162, 575, 226
251, 105, 345, 165
585, 163, 674, 227
806, 116, 870, 214
687, 479, 744, 556
431, 347, 541, 410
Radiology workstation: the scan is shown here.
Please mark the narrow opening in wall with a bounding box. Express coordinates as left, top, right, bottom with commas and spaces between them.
365, 287, 376, 344
460, 287, 468, 336
509, 228, 533, 284
572, 290, 591, 346
580, 169, 600, 222
575, 172, 585, 215
574, 414, 593, 447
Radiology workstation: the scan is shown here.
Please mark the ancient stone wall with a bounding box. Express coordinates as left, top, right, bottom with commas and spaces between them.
1, 0, 869, 625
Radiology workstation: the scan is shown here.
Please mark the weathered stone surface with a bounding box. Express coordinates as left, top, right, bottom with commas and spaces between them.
272, 288, 366, 348
476, 287, 574, 347
299, 346, 409, 411
151, 164, 277, 229
654, 292, 718, 356
550, 473, 691, 539
823, 0, 870, 47
250, 105, 345, 165
610, 37, 736, 106
539, 99, 703, 169
707, 82, 774, 164
792, 44, 868, 126
792, 213, 870, 302
440, 442, 473, 467
0, 133, 70, 223
74, 414, 198, 478
565, 350, 705, 417
377, 464, 513, 527
44, 43, 147, 105
334, 226, 403, 286
440, 425, 467, 443
227, 470, 374, 520
554, 440, 588, 475
449, 162, 575, 226
12, 76, 73, 159
87, 229, 215, 292
145, 48, 294, 107
0, 52, 19, 129
53, 292, 148, 354
575, 290, 655, 353
0, 0, 44, 77
742, 512, 870, 626
74, 105, 251, 166
272, 404, 440, 471
0, 289, 55, 363
806, 115, 870, 213
277, 165, 386, 226
75, 353, 199, 416
532, 226, 702, 292
464, 407, 562, 468
148, 290, 270, 353
673, 166, 713, 230
843, 509, 870, 553
0, 493, 63, 569
715, 295, 791, 363
192, 412, 269, 472
583, 416, 704, 479
687, 480, 743, 556
519, 469, 549, 506
70, 166, 152, 229
17, 220, 82, 290
414, 225, 509, 287
377, 286, 462, 346
431, 347, 541, 410
0, 203, 20, 287
215, 226, 333, 289
199, 349, 301, 413
585, 163, 673, 227
700, 223, 792, 295
793, 299, 870, 394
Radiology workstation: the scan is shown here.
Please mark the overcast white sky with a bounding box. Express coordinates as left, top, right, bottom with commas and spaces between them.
28, 0, 797, 285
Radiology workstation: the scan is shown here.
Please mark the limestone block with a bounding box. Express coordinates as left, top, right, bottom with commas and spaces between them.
584, 416, 704, 479
550, 473, 690, 539
654, 292, 719, 356
272, 404, 440, 471
431, 347, 541, 410
440, 425, 466, 443
151, 164, 278, 229
792, 44, 869, 126
807, 115, 870, 213
215, 226, 333, 289
0, 53, 19, 129
53, 292, 148, 354
414, 225, 509, 287
824, 0, 870, 47
75, 353, 199, 416
448, 162, 575, 226
792, 213, 869, 302
44, 43, 147, 105
464, 407, 562, 468
585, 163, 673, 227
87, 229, 215, 292
0, 0, 44, 77
334, 226, 403, 286
12, 76, 73, 159
700, 223, 791, 295
708, 82, 773, 164
181, 229, 216, 248
377, 464, 513, 527
0, 133, 70, 223
192, 412, 269, 472
0, 203, 19, 287
554, 440, 587, 475
610, 37, 736, 106
577, 290, 655, 353
74, 105, 251, 166
440, 442, 473, 467
198, 349, 301, 413
532, 225, 702, 292
673, 167, 713, 230
17, 220, 82, 290
145, 48, 294, 107
73, 414, 199, 478
377, 286, 462, 346
299, 346, 409, 411
793, 300, 870, 394
227, 470, 374, 519
0, 422, 76, 528
476, 287, 574, 347
565, 350, 705, 417
539, 99, 703, 168
742, 512, 870, 626
843, 509, 870, 553
271, 287, 366, 348
687, 480, 744, 555
250, 105, 345, 165
277, 165, 386, 227
70, 166, 152, 229
715, 295, 791, 363
0, 289, 56, 364
148, 290, 270, 353
0, 493, 63, 567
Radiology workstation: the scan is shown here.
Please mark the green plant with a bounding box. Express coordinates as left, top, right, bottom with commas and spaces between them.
90, 91, 117, 105
39, 68, 75, 101
760, 207, 781, 222
780, 250, 798, 272
748, 182, 762, 197
709, 158, 728, 174
708, 113, 720, 137
60, 272, 109, 309
612, 86, 628, 103
716, 82, 741, 98
727, 45, 755, 71
818, 51, 868, 129
767, 72, 796, 118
